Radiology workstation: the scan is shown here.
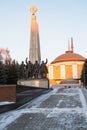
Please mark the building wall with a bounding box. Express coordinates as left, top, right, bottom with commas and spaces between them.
0, 85, 16, 102
66, 65, 72, 79
48, 61, 84, 85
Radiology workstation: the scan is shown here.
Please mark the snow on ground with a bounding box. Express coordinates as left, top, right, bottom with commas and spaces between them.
0, 85, 87, 130
78, 88, 87, 108
0, 88, 57, 130
0, 102, 15, 106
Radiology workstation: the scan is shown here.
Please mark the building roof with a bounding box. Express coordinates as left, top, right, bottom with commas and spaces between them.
51, 51, 85, 64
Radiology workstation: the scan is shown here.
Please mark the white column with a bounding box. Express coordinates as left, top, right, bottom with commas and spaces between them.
72, 64, 77, 78
60, 65, 65, 79
49, 66, 53, 79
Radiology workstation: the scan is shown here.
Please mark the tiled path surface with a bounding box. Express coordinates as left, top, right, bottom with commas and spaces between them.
0, 85, 87, 130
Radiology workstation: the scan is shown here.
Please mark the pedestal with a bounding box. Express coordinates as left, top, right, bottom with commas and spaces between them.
17, 78, 49, 89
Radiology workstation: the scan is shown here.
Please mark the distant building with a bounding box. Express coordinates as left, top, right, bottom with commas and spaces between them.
47, 38, 85, 85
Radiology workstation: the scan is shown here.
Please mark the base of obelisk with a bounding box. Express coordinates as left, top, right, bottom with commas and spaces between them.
17, 78, 49, 89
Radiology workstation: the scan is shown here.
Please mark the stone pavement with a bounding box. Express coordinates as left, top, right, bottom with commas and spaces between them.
0, 84, 87, 130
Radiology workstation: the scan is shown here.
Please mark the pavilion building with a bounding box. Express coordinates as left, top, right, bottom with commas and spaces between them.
47, 38, 85, 85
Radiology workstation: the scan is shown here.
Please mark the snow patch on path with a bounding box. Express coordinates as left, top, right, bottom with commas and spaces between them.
0, 110, 23, 130
78, 88, 87, 109
18, 87, 58, 109
0, 102, 15, 106
1, 87, 87, 130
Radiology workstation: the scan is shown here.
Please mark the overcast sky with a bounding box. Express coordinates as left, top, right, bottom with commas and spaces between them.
0, 0, 87, 63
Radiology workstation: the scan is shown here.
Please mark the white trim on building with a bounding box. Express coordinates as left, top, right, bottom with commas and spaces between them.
60, 65, 65, 79
72, 64, 78, 78
49, 66, 54, 79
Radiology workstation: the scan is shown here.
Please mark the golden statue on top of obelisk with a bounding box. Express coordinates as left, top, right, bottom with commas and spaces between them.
30, 6, 38, 14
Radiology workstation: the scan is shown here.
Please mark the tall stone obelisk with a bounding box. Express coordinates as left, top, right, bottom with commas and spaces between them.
29, 6, 41, 64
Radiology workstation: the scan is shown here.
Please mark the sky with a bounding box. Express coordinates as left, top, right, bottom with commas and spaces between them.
0, 0, 87, 63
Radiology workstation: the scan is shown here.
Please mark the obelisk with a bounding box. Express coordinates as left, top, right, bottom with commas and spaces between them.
29, 6, 41, 64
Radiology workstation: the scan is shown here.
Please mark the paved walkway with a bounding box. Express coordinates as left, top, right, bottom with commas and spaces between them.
0, 84, 87, 130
